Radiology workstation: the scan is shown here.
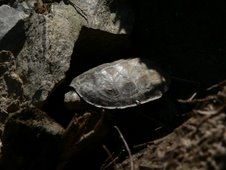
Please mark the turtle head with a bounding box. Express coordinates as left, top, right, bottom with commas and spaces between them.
64, 90, 82, 110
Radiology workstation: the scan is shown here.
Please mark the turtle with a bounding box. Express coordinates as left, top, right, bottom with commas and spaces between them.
64, 58, 169, 110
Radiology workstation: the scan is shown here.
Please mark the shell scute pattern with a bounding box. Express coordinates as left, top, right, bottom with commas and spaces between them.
70, 58, 169, 109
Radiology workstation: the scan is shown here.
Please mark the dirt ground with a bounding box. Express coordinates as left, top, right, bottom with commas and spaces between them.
111, 81, 226, 170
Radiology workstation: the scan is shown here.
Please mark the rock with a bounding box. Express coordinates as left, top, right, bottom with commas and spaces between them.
0, 50, 25, 155
1, 107, 64, 170
0, 50, 24, 124
2, 0, 134, 108
0, 5, 27, 55
0, 5, 28, 40
69, 0, 134, 34
16, 3, 83, 107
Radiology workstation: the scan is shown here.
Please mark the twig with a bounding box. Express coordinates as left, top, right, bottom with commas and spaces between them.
207, 80, 226, 91
133, 141, 154, 150
171, 76, 200, 86
178, 95, 217, 104
64, 0, 88, 22
177, 92, 197, 103
195, 103, 226, 129
114, 126, 134, 170
101, 145, 118, 170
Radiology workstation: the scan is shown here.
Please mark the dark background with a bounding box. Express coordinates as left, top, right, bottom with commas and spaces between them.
131, 1, 226, 86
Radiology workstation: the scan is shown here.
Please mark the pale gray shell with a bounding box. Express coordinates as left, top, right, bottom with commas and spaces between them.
69, 58, 169, 109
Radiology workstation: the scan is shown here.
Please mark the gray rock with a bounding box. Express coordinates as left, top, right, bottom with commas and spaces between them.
16, 4, 83, 107
3, 0, 134, 108
0, 5, 27, 55
14, 1, 35, 14
0, 50, 26, 166
0, 5, 28, 40
0, 50, 24, 124
69, 0, 134, 34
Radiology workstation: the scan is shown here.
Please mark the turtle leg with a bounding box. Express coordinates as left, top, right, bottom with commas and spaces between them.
57, 110, 108, 169
57, 112, 93, 169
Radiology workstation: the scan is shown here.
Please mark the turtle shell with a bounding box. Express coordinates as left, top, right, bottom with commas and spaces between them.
70, 58, 169, 109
